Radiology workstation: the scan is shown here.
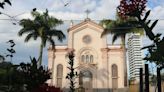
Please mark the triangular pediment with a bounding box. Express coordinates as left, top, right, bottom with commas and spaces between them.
68, 19, 104, 33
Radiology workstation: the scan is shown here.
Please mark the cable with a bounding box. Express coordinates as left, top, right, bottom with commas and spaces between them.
0, 12, 26, 25
1, 18, 164, 21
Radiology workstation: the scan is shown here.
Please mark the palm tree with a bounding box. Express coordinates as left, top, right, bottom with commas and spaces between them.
100, 12, 144, 86
101, 13, 143, 45
18, 9, 65, 66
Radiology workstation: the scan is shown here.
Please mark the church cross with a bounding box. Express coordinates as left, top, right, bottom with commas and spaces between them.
85, 9, 91, 18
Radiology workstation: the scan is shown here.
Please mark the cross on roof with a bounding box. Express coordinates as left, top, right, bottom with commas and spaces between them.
85, 9, 91, 18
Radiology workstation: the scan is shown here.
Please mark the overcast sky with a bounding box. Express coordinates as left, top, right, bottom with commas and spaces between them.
0, 0, 164, 66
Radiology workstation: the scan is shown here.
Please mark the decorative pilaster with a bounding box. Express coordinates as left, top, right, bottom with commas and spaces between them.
101, 48, 109, 60
101, 48, 109, 88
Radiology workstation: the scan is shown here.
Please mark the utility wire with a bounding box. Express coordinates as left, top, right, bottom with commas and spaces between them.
0, 11, 26, 25
1, 18, 164, 21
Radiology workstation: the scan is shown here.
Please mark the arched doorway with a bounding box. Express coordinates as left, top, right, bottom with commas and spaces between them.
79, 71, 93, 92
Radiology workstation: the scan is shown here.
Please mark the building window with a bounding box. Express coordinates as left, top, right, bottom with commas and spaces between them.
57, 64, 63, 88
81, 55, 94, 63
81, 55, 85, 62
112, 64, 118, 77
86, 55, 89, 63
90, 55, 93, 63
112, 64, 118, 89
83, 35, 92, 44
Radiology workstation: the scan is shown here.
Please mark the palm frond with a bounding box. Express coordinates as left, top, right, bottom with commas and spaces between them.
18, 9, 66, 65
47, 37, 55, 49
48, 17, 63, 27
19, 19, 34, 27
101, 29, 111, 37
101, 13, 144, 44
100, 19, 113, 26
18, 19, 36, 36
18, 28, 34, 36
24, 33, 37, 42
100, 19, 115, 37
112, 33, 122, 44
48, 30, 66, 42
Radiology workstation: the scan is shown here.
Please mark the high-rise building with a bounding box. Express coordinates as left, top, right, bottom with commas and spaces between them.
128, 33, 144, 81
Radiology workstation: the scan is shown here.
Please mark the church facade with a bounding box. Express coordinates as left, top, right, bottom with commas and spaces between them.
48, 19, 128, 92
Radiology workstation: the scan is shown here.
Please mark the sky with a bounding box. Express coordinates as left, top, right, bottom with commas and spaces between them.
0, 0, 164, 66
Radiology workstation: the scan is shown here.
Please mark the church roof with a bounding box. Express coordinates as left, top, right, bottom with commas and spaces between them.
68, 18, 104, 32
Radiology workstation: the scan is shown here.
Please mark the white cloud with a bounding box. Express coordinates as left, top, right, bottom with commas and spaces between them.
141, 5, 164, 47
148, 5, 164, 35
49, 11, 84, 20
91, 0, 119, 20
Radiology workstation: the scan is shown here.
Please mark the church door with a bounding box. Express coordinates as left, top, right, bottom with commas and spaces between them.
79, 71, 92, 92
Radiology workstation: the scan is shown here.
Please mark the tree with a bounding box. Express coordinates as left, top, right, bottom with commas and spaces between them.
117, 0, 164, 91
101, 12, 143, 46
0, 55, 5, 62
0, 62, 13, 85
0, 57, 51, 92
0, 40, 17, 92
100, 12, 144, 86
17, 57, 51, 91
118, 0, 147, 19
118, 0, 164, 67
18, 9, 65, 66
0, 62, 23, 92
66, 49, 78, 92
0, 0, 11, 9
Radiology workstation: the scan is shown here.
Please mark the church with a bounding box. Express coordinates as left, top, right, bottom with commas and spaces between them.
48, 18, 128, 92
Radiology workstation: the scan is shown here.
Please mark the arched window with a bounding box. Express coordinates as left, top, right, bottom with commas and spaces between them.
90, 55, 93, 63
112, 64, 118, 89
86, 55, 89, 63
57, 64, 63, 88
81, 54, 94, 64
112, 64, 118, 77
81, 55, 85, 62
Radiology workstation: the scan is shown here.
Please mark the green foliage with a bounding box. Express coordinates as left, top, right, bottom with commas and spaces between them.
0, 62, 23, 92
100, 12, 144, 45
0, 62, 12, 84
133, 10, 164, 67
6, 40, 16, 62
17, 57, 51, 91
18, 9, 66, 66
0, 57, 51, 92
143, 37, 164, 67
117, 0, 164, 68
66, 50, 78, 92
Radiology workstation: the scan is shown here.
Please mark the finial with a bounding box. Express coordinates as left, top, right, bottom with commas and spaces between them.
70, 20, 74, 28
